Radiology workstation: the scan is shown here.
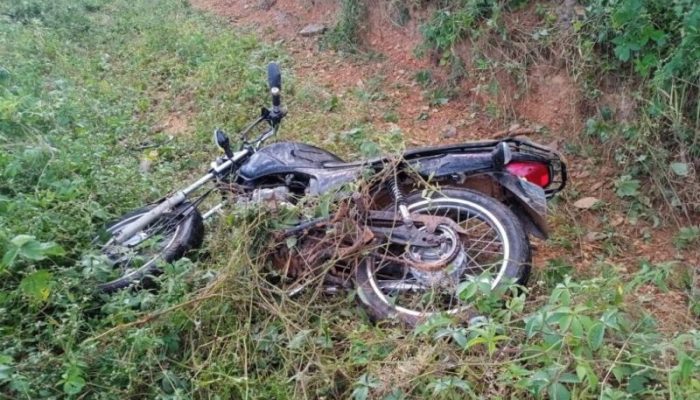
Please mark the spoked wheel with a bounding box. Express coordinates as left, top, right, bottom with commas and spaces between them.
356, 188, 531, 326
94, 202, 204, 293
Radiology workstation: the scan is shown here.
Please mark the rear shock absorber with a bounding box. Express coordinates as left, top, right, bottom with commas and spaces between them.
388, 175, 413, 226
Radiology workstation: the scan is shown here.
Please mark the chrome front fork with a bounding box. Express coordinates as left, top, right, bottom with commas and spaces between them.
112, 149, 248, 244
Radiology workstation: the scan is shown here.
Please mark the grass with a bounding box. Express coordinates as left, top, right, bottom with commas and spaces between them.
1, 0, 699, 398
322, 0, 367, 53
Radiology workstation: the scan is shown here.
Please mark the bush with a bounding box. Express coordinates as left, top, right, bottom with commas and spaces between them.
323, 0, 367, 53
576, 0, 700, 212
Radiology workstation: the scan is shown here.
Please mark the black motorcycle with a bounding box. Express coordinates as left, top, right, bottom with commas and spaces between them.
92, 63, 566, 325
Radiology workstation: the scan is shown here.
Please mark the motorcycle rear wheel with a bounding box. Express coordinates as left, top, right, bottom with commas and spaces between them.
356, 188, 530, 326
95, 202, 204, 293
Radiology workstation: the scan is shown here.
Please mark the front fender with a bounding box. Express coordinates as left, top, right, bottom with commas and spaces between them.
488, 172, 549, 239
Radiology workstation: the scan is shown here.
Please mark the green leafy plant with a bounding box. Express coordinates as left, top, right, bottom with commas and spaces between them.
1, 235, 64, 270
614, 175, 641, 198
673, 225, 699, 249
352, 373, 380, 400
323, 0, 367, 53
575, 0, 700, 214
420, 0, 500, 83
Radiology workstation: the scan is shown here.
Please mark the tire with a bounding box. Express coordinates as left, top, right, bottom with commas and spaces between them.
356, 188, 531, 326
96, 202, 204, 293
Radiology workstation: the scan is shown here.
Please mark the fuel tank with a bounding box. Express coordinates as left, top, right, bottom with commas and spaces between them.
239, 142, 343, 180
238, 142, 362, 195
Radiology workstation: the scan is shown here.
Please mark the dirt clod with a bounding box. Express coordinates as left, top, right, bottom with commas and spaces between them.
257, 0, 276, 11
299, 23, 326, 37
441, 126, 457, 139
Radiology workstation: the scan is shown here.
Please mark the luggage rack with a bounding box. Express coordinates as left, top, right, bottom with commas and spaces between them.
402, 138, 567, 198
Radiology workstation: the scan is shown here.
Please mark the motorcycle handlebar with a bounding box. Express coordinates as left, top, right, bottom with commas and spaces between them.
267, 62, 282, 110
267, 62, 281, 90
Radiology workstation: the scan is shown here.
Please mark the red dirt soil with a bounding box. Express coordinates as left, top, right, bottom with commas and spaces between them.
190, 0, 581, 145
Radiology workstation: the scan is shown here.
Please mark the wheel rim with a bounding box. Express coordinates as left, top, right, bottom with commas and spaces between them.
366, 196, 511, 318
99, 213, 182, 283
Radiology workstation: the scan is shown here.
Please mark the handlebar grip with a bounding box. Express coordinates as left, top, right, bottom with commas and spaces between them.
267, 62, 282, 91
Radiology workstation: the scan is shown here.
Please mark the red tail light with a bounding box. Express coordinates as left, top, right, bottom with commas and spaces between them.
506, 161, 551, 187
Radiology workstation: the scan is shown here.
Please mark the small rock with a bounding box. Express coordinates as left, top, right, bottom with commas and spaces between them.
299, 23, 327, 37
573, 197, 600, 209
584, 232, 607, 242
442, 126, 457, 139
257, 0, 277, 11
421, 105, 429, 111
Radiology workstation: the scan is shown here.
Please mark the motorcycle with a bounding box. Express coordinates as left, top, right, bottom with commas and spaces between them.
92, 63, 566, 325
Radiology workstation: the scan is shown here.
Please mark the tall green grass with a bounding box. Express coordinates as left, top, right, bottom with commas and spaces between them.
0, 0, 281, 396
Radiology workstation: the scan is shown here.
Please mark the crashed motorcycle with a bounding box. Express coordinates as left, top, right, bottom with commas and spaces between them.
92, 63, 566, 325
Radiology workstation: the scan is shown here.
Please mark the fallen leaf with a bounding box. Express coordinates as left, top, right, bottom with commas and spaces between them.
670, 162, 689, 177
573, 197, 600, 209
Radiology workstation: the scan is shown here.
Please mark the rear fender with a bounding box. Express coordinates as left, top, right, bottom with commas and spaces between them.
487, 172, 549, 239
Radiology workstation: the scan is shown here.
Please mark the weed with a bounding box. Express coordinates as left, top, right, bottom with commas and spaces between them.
614, 174, 641, 198
673, 225, 700, 250
427, 87, 451, 106
323, 0, 367, 53
414, 69, 433, 88
421, 1, 497, 56
628, 260, 675, 292
382, 110, 399, 123
420, 0, 501, 84
574, 0, 700, 218
354, 74, 387, 103
387, 0, 411, 27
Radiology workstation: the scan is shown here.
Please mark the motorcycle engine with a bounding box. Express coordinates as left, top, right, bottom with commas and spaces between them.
239, 186, 291, 208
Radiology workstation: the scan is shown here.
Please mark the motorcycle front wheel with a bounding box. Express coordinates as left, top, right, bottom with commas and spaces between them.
356, 188, 531, 326
94, 202, 204, 293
